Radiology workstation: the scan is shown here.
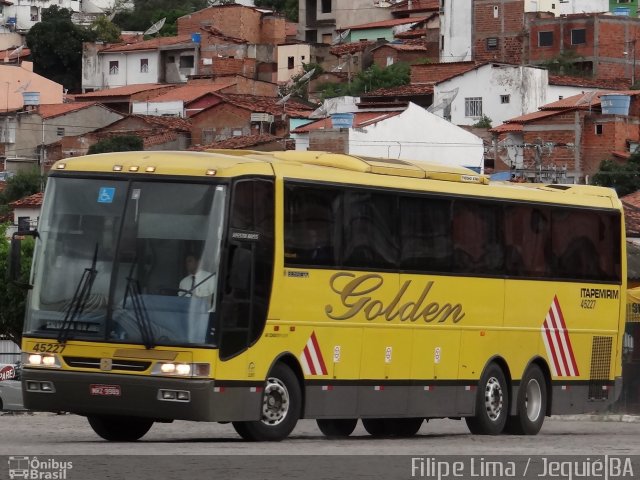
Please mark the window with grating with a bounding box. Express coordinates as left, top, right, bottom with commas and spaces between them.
589, 336, 612, 400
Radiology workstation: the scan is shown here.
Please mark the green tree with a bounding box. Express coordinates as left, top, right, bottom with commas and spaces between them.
540, 49, 591, 77
0, 170, 42, 205
113, 0, 207, 34
91, 16, 122, 43
473, 115, 493, 129
88, 135, 144, 154
26, 6, 97, 92
320, 62, 411, 99
592, 154, 640, 197
254, 0, 298, 22
0, 223, 34, 344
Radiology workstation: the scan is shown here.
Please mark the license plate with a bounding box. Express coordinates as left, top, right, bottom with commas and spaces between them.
90, 384, 121, 396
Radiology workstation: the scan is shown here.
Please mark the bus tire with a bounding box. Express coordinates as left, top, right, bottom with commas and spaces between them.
232, 363, 301, 441
362, 418, 390, 436
465, 363, 509, 435
388, 417, 423, 437
316, 419, 358, 437
504, 365, 547, 435
87, 415, 153, 441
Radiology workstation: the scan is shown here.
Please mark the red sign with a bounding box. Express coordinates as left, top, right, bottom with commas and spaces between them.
90, 384, 121, 396
0, 365, 15, 381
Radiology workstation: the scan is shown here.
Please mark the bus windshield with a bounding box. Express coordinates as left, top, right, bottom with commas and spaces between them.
25, 177, 227, 347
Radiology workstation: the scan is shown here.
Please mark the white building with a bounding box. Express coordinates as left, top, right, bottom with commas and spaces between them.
292, 103, 485, 172
439, 0, 472, 63
1, 0, 80, 32
83, 35, 199, 91
524, 0, 609, 15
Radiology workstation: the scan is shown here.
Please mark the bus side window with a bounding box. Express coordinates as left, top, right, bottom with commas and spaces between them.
504, 206, 552, 278
552, 209, 601, 281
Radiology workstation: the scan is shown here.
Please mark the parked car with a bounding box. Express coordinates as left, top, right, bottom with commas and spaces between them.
0, 363, 25, 411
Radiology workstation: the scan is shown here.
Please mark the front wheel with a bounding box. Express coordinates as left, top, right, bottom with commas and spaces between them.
505, 365, 547, 435
232, 363, 301, 441
465, 363, 509, 435
316, 419, 358, 437
87, 415, 153, 441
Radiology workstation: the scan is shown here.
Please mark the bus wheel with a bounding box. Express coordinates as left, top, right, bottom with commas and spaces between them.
505, 365, 547, 435
388, 418, 423, 437
232, 363, 301, 441
465, 363, 509, 435
362, 418, 390, 436
87, 415, 153, 441
316, 419, 358, 437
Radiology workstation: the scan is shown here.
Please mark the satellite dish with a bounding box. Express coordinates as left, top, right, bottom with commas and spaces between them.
297, 68, 316, 84
144, 17, 166, 36
8, 45, 24, 59
331, 61, 347, 72
276, 92, 292, 105
332, 29, 350, 45
15, 80, 32, 93
427, 87, 459, 113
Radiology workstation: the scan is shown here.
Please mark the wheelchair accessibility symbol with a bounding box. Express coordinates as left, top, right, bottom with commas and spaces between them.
98, 187, 116, 203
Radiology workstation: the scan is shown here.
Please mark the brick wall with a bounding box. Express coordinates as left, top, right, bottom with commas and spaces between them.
198, 58, 257, 77
582, 116, 640, 176
410, 61, 477, 83
261, 16, 286, 45
178, 6, 263, 45
371, 46, 433, 69
308, 129, 349, 153
473, 0, 525, 63
190, 103, 253, 145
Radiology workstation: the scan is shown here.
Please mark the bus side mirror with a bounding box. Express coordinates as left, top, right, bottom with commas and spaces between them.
10, 231, 37, 289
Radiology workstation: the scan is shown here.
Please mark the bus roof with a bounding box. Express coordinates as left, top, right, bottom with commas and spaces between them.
51, 150, 621, 209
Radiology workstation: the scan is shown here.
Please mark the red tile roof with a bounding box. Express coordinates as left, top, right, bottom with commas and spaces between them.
392, 0, 439, 13
330, 41, 375, 57
10, 192, 43, 209
410, 61, 484, 84
490, 123, 524, 134
395, 28, 428, 39
623, 190, 640, 209
363, 83, 434, 97
75, 84, 175, 99
191, 134, 286, 150
125, 114, 191, 131
148, 81, 237, 103
539, 90, 640, 111
0, 46, 30, 60
374, 43, 429, 52
548, 75, 630, 90
196, 93, 314, 118
340, 16, 428, 31
38, 102, 98, 119
292, 111, 403, 133
101, 34, 194, 53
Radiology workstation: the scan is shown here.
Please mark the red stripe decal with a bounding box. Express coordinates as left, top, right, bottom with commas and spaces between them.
303, 345, 317, 376
554, 296, 579, 376
310, 331, 328, 375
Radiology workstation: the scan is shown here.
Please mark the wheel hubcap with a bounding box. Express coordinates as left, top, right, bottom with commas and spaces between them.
525, 378, 542, 422
484, 376, 504, 421
261, 377, 289, 426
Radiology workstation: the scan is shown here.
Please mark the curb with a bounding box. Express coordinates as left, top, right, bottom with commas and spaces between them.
552, 414, 640, 422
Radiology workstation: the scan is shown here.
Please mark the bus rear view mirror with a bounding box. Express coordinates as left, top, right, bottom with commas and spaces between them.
10, 231, 37, 289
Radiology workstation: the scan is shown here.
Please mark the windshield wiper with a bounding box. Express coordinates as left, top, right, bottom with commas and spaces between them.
57, 244, 99, 344
123, 260, 155, 349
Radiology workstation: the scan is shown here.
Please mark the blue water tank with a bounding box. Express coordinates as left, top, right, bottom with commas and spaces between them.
331, 113, 354, 128
600, 94, 631, 115
191, 32, 201, 43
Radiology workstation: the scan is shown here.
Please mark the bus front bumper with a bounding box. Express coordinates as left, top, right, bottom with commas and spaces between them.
22, 369, 262, 422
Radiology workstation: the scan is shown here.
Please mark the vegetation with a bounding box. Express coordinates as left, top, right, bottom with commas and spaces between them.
26, 6, 99, 93
0, 170, 43, 218
254, 0, 298, 22
91, 15, 122, 43
539, 49, 591, 77
112, 0, 208, 35
88, 135, 144, 154
279, 63, 324, 101
592, 153, 640, 197
0, 223, 34, 344
319, 62, 411, 99
473, 115, 493, 129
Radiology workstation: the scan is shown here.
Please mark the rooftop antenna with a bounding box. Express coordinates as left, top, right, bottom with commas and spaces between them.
144, 17, 166, 37
6, 45, 24, 64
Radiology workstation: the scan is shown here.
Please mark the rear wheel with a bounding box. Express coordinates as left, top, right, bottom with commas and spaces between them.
465, 363, 509, 435
87, 415, 153, 441
232, 363, 301, 441
362, 417, 423, 437
362, 418, 389, 436
505, 365, 547, 435
316, 419, 358, 437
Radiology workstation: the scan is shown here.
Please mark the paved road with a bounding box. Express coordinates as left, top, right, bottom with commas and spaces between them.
0, 414, 638, 480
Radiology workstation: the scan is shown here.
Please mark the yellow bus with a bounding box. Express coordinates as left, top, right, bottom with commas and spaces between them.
14, 150, 625, 441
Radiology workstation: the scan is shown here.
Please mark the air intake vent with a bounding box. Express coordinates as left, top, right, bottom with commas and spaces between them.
589, 336, 612, 400
63, 356, 151, 372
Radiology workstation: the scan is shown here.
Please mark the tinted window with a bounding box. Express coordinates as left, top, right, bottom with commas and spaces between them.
452, 201, 504, 275
552, 209, 620, 281
504, 206, 552, 277
284, 184, 341, 267
400, 196, 453, 272
343, 191, 398, 269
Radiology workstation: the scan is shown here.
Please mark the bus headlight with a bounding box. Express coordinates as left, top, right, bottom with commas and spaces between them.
23, 353, 61, 368
151, 362, 210, 378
